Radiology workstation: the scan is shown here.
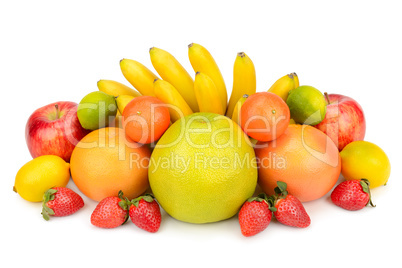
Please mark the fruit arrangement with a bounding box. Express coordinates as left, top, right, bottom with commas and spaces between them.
13, 43, 391, 236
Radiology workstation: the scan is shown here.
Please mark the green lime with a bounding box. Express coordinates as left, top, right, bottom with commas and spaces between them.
286, 85, 326, 125
77, 91, 117, 130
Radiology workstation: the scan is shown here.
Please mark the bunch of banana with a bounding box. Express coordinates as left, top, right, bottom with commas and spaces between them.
97, 42, 300, 127
267, 73, 299, 101
226, 52, 256, 118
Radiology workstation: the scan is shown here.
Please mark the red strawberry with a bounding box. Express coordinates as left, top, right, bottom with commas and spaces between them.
270, 181, 311, 228
238, 193, 273, 237
129, 194, 161, 233
42, 187, 84, 221
91, 191, 129, 228
331, 179, 375, 211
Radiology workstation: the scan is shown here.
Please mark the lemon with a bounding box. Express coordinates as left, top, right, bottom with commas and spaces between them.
340, 141, 391, 188
14, 155, 70, 202
149, 113, 257, 224
286, 85, 327, 125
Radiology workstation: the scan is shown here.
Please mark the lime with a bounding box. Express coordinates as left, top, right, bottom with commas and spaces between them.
286, 85, 326, 125
149, 112, 257, 224
77, 91, 117, 130
14, 155, 70, 202
340, 141, 391, 188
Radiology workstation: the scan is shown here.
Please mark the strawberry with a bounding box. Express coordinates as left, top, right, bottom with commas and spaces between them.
90, 191, 129, 228
129, 194, 161, 233
238, 193, 273, 237
331, 179, 375, 211
42, 187, 84, 221
269, 181, 311, 228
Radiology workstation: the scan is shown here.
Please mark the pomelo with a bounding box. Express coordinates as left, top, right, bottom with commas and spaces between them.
149, 113, 257, 224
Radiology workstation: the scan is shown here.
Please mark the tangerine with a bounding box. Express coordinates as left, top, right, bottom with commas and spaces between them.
70, 127, 151, 201
255, 124, 341, 202
122, 96, 170, 144
240, 92, 290, 142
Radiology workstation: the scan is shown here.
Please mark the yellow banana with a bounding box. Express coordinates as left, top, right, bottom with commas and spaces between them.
153, 79, 193, 123
188, 43, 227, 111
194, 72, 224, 115
97, 79, 141, 97
292, 72, 300, 88
226, 52, 256, 117
120, 59, 158, 97
231, 94, 249, 125
267, 73, 296, 101
115, 94, 136, 114
149, 47, 199, 112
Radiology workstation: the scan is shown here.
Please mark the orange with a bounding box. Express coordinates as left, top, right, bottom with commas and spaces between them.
240, 92, 290, 142
122, 96, 170, 144
255, 124, 341, 202
70, 127, 151, 202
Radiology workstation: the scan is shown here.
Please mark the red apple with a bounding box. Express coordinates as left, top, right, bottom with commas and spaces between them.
314, 93, 366, 151
25, 101, 90, 162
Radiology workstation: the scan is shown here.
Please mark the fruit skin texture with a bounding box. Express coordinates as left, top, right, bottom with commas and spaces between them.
42, 187, 84, 220
255, 124, 341, 202
286, 85, 327, 126
77, 91, 117, 130
70, 127, 150, 202
25, 101, 90, 162
116, 94, 136, 114
149, 113, 257, 224
331, 179, 374, 211
231, 94, 248, 125
240, 92, 290, 142
238, 196, 272, 237
14, 155, 70, 202
129, 194, 161, 233
274, 194, 310, 228
149, 47, 199, 112
153, 78, 193, 123
120, 59, 158, 97
97, 79, 141, 98
314, 93, 366, 151
340, 141, 390, 188
188, 43, 227, 111
194, 72, 224, 115
91, 193, 129, 229
226, 52, 256, 117
122, 96, 170, 144
267, 73, 296, 101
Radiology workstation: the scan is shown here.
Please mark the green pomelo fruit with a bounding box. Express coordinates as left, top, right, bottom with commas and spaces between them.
149, 113, 257, 224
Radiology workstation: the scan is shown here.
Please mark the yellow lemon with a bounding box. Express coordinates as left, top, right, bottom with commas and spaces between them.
340, 141, 391, 188
14, 155, 70, 202
149, 112, 257, 224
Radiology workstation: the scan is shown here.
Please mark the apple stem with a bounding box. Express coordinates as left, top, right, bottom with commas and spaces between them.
324, 92, 331, 105
55, 104, 60, 119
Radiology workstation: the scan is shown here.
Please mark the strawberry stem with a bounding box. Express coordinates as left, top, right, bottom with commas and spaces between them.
360, 179, 376, 207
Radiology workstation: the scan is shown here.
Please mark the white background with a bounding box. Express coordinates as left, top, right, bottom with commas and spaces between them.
1, 1, 401, 267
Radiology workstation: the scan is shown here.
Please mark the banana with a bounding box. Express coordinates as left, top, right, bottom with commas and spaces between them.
115, 94, 136, 114
194, 72, 224, 115
153, 79, 193, 123
226, 52, 256, 117
149, 47, 199, 112
97, 79, 141, 97
267, 73, 296, 101
120, 59, 158, 97
292, 72, 300, 88
188, 43, 227, 112
231, 94, 249, 125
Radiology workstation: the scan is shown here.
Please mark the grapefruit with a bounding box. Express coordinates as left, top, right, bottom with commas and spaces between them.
149, 113, 257, 224
255, 124, 341, 202
70, 127, 151, 201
